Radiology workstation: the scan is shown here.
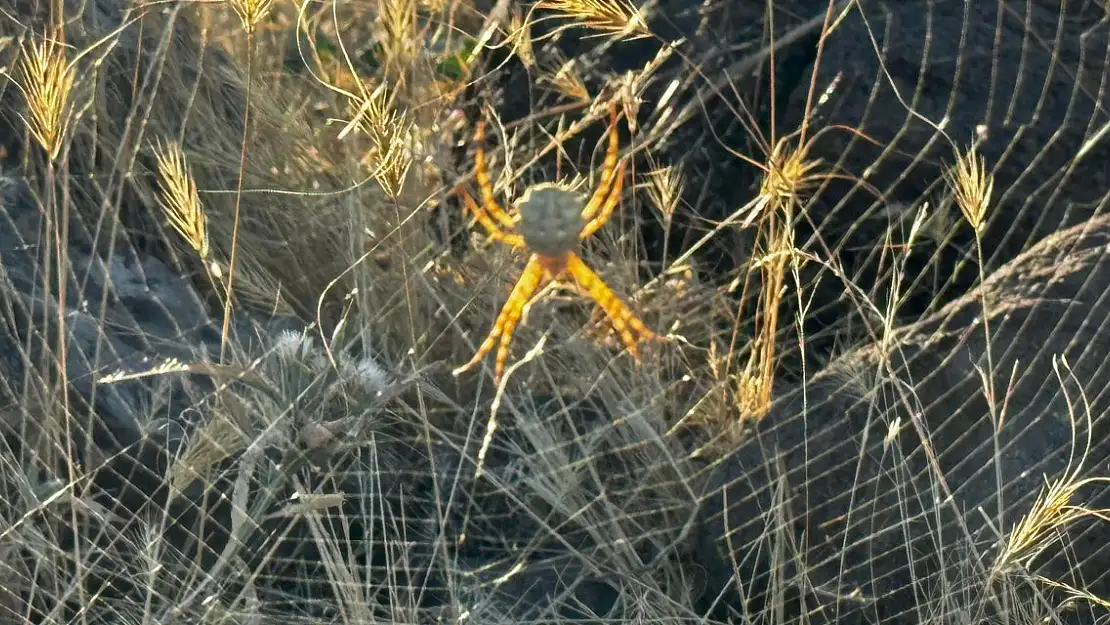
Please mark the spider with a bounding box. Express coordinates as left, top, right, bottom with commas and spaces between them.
452, 102, 657, 383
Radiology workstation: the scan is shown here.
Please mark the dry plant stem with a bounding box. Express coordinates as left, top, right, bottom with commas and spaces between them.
50, 140, 84, 625
738, 216, 791, 420
973, 228, 1006, 549
391, 192, 423, 372
951, 145, 1002, 536
221, 32, 255, 362
730, 0, 837, 419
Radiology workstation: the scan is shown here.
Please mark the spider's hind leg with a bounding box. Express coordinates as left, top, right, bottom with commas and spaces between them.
454, 254, 548, 382
564, 252, 655, 361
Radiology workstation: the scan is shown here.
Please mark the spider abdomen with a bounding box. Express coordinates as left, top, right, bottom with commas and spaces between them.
515, 184, 587, 258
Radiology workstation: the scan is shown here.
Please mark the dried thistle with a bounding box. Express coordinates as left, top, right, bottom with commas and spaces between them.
228, 0, 275, 35
18, 33, 76, 161
535, 0, 651, 41
947, 145, 993, 233
152, 140, 210, 260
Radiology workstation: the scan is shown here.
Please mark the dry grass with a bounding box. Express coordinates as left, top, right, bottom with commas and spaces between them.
228, 0, 276, 35
988, 357, 1110, 608
340, 82, 415, 200
539, 53, 592, 104
1, 0, 1109, 623
731, 136, 819, 420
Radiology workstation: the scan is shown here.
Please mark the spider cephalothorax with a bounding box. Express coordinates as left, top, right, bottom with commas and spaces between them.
452, 102, 656, 383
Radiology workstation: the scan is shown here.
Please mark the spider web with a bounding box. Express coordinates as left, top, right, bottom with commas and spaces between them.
1, 0, 1110, 624
659, 0, 1110, 622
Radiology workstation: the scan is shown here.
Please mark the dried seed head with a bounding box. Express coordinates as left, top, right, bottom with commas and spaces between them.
152, 139, 210, 259
228, 0, 275, 34
948, 145, 994, 233
644, 161, 684, 221
18, 33, 76, 161
535, 0, 651, 41
344, 84, 413, 200
509, 9, 536, 69
539, 54, 590, 104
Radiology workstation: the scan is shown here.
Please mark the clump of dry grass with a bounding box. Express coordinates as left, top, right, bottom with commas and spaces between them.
730, 134, 828, 419
610, 0, 871, 424
989, 357, 1110, 609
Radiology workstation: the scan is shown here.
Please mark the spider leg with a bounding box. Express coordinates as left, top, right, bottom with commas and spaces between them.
460, 188, 526, 248
564, 252, 655, 360
453, 254, 548, 382
579, 159, 627, 241
580, 101, 622, 222
474, 120, 517, 230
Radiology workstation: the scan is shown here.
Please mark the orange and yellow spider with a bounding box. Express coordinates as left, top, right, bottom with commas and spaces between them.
453, 102, 656, 383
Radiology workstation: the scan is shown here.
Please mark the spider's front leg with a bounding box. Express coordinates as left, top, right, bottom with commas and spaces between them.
460, 188, 525, 248
473, 119, 517, 231
564, 252, 656, 360
453, 254, 549, 383
580, 159, 627, 241
580, 101, 623, 223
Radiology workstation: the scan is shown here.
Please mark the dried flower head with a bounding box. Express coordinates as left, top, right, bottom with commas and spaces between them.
341, 83, 413, 199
